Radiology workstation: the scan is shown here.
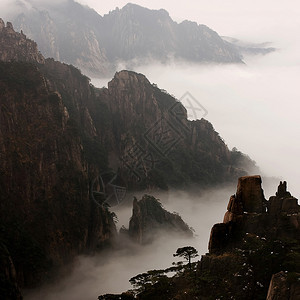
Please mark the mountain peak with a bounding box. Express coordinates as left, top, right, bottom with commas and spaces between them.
121, 2, 169, 15
128, 195, 193, 244
0, 18, 45, 64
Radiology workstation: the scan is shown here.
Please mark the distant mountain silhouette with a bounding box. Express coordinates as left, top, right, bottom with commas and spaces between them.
5, 1, 247, 77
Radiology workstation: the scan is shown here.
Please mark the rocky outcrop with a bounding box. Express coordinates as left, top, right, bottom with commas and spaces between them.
235, 175, 266, 213
210, 175, 267, 253
222, 175, 265, 225
210, 176, 300, 253
120, 177, 300, 299
128, 195, 193, 244
267, 271, 300, 300
206, 177, 300, 299
0, 18, 44, 64
104, 70, 257, 189
268, 181, 300, 216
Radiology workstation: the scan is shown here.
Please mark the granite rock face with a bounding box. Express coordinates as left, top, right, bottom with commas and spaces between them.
235, 175, 265, 213
13, 3, 110, 76
0, 18, 44, 64
99, 176, 300, 300
222, 175, 266, 224
210, 176, 300, 253
206, 176, 300, 299
103, 70, 257, 189
268, 181, 300, 216
0, 24, 116, 296
128, 195, 193, 244
267, 271, 300, 300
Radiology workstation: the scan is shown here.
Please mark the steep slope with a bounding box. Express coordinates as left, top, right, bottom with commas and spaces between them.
13, 0, 109, 76
0, 19, 44, 63
114, 177, 300, 300
0, 22, 116, 297
100, 70, 257, 189
100, 3, 241, 63
5, 1, 244, 77
0, 22, 256, 297
127, 195, 193, 244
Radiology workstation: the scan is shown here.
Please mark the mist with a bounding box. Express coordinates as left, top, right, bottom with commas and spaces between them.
23, 185, 235, 299
1, 1, 299, 298
0, 0, 69, 20
130, 53, 300, 196
25, 177, 279, 300
82, 1, 300, 197
91, 40, 300, 199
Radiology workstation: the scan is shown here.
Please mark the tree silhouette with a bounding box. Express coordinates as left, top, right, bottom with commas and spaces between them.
173, 246, 199, 270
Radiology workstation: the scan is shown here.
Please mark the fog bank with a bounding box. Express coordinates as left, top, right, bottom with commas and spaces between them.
26, 178, 279, 300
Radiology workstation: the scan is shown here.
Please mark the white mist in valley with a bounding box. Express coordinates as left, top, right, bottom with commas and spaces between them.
92, 52, 300, 198
91, 37, 300, 199
77, 2, 300, 298
26, 180, 279, 300
25, 186, 233, 300
132, 50, 300, 197
89, 0, 300, 197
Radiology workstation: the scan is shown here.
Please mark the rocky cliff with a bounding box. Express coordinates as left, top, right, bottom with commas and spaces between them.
204, 176, 300, 299
12, 1, 110, 76
0, 23, 257, 297
115, 176, 300, 299
99, 3, 242, 64
102, 70, 257, 189
127, 195, 193, 244
0, 24, 117, 298
0, 22, 254, 189
0, 18, 44, 63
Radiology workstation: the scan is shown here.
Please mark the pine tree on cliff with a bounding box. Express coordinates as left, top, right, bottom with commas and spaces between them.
173, 246, 199, 270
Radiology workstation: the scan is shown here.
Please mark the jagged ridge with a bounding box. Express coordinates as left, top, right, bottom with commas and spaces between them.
127, 195, 193, 244
0, 22, 256, 297
7, 1, 243, 77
